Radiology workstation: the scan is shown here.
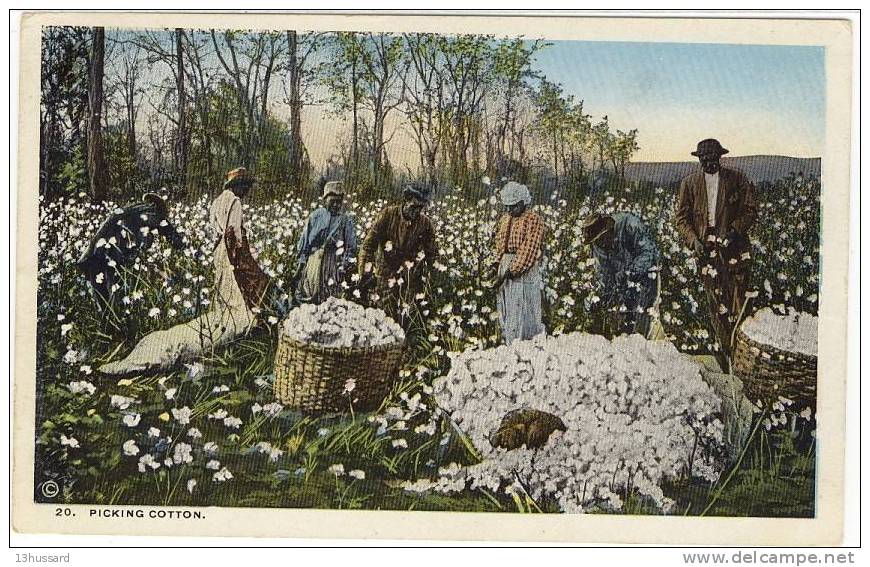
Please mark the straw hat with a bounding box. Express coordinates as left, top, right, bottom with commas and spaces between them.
223, 167, 255, 189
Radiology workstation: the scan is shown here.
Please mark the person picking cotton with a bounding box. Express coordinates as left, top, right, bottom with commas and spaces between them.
293, 180, 358, 304
491, 181, 548, 344
582, 212, 661, 338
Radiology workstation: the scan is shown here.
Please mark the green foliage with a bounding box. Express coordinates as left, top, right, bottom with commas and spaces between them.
56, 145, 88, 196
104, 126, 145, 197
40, 26, 90, 199
41, 28, 644, 208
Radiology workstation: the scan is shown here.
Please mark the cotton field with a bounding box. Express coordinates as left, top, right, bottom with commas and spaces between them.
34, 175, 820, 515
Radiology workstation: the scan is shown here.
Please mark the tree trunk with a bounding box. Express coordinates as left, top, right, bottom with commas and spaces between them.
350, 56, 359, 184
372, 101, 385, 186
87, 27, 108, 202
126, 73, 137, 193
39, 115, 53, 197
175, 29, 188, 193
287, 30, 304, 190
499, 81, 514, 164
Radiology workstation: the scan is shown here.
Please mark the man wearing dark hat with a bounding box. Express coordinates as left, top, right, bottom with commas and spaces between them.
76, 192, 184, 317
675, 139, 758, 369
358, 182, 438, 321
582, 211, 660, 337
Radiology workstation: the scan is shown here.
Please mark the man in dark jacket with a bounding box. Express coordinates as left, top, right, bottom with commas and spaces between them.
358, 183, 438, 323
77, 193, 184, 316
675, 139, 758, 369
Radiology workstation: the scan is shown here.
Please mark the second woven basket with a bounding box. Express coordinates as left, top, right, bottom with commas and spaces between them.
732, 328, 817, 409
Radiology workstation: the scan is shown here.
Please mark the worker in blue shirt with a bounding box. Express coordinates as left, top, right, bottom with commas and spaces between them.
582, 212, 660, 337
292, 180, 358, 304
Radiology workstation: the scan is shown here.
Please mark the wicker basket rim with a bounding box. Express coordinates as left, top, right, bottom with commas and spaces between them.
278, 333, 405, 356
736, 328, 817, 364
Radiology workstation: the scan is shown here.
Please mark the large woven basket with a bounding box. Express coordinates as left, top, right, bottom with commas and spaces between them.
273, 335, 404, 413
732, 328, 817, 408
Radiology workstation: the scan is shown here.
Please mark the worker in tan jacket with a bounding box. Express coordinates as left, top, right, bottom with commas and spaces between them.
675, 139, 758, 370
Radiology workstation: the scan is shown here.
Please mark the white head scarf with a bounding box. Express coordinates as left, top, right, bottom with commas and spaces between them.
499, 181, 532, 206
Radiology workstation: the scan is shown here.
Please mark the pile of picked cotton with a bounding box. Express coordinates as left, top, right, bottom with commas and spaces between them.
416, 333, 726, 513
281, 297, 405, 348
741, 307, 818, 358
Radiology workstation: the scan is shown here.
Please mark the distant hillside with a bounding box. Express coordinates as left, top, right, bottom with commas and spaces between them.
624, 156, 821, 186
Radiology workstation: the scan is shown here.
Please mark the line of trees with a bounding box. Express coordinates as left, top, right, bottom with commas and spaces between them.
39, 27, 641, 204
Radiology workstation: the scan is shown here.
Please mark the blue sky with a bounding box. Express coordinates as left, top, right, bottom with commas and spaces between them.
531, 41, 826, 161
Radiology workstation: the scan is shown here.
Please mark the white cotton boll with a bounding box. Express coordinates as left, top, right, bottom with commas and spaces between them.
741, 307, 818, 357
281, 297, 404, 348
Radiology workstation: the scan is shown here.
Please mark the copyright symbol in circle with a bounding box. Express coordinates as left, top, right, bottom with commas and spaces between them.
40, 480, 59, 499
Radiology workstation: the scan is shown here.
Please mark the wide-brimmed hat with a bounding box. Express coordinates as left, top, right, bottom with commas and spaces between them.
223, 167, 255, 189
581, 214, 614, 246
143, 192, 169, 218
322, 180, 344, 198
691, 139, 729, 157
402, 182, 431, 203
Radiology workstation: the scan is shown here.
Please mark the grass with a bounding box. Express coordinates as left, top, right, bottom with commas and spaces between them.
36, 322, 816, 516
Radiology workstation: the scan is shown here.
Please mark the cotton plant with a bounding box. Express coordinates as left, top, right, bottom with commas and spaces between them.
368, 380, 443, 448
99, 360, 287, 504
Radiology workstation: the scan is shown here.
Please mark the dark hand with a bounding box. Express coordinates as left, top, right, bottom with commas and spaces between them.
724, 229, 740, 246
491, 272, 508, 289
692, 237, 706, 257
359, 272, 376, 290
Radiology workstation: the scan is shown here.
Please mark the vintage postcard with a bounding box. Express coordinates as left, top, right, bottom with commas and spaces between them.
12, 11, 854, 544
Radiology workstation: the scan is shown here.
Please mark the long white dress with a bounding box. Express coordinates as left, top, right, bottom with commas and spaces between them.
98, 190, 256, 376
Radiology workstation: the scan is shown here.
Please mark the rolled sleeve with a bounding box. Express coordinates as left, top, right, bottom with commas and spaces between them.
625, 216, 660, 276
